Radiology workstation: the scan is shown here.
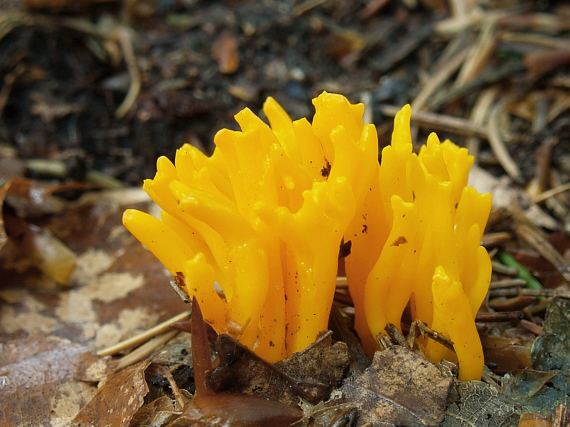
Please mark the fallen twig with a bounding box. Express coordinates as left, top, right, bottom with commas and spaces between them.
98, 310, 192, 356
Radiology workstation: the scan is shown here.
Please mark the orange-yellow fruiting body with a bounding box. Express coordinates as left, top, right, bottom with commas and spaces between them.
346, 105, 492, 381
123, 94, 492, 381
124, 92, 377, 361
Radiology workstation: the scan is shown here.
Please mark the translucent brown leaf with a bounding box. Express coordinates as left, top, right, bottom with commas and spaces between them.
2, 214, 77, 285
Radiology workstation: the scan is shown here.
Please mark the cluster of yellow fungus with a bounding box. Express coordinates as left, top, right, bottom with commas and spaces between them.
123, 92, 492, 381
345, 105, 492, 381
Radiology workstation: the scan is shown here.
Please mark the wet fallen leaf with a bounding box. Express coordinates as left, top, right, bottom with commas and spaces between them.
4, 178, 94, 218
2, 214, 77, 285
340, 345, 453, 426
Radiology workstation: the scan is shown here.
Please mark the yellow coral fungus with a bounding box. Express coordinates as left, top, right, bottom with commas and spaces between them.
124, 93, 492, 380
124, 92, 377, 361
346, 105, 492, 381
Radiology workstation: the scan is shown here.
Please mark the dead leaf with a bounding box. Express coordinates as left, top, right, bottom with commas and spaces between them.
340, 346, 453, 426
0, 335, 110, 427
531, 297, 570, 386
0, 189, 191, 426
481, 335, 533, 374
5, 178, 74, 217
130, 395, 181, 427
212, 31, 239, 74
207, 331, 349, 405
326, 30, 366, 62
524, 49, 570, 79
2, 214, 77, 285
442, 381, 520, 426
72, 359, 152, 426
163, 298, 303, 427
172, 394, 303, 427
517, 412, 553, 427
503, 370, 558, 401
293, 402, 358, 427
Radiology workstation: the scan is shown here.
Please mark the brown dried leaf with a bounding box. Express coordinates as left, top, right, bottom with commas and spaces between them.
340, 346, 453, 426
164, 298, 303, 427
0, 335, 110, 427
207, 331, 349, 406
72, 359, 152, 426
518, 412, 552, 427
